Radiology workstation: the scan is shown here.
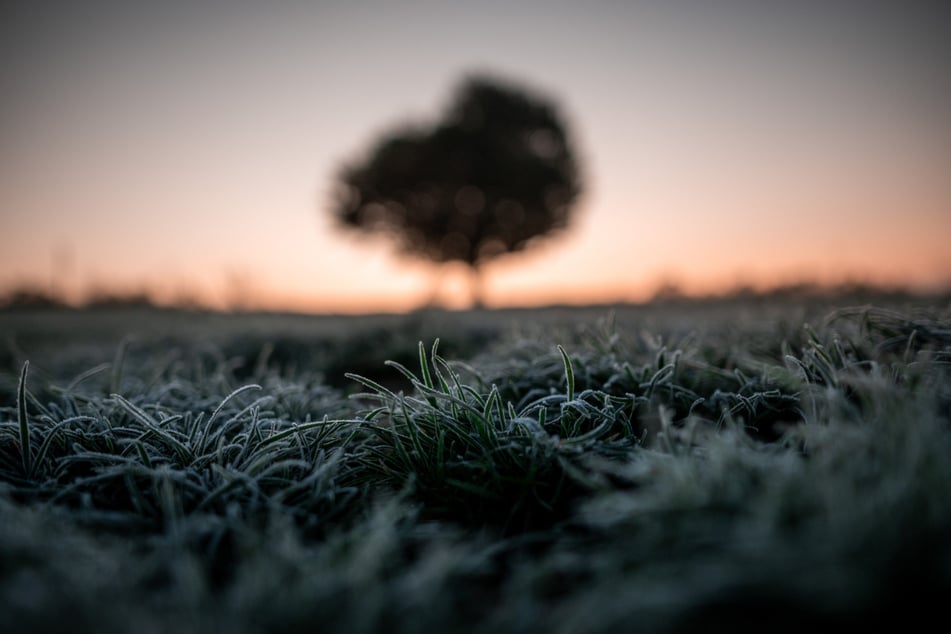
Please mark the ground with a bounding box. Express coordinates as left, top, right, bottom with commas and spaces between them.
1, 294, 949, 632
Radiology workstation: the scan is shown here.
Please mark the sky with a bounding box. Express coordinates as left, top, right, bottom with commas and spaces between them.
2, 0, 950, 312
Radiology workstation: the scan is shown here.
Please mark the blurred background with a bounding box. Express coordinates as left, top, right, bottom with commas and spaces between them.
2, 0, 949, 313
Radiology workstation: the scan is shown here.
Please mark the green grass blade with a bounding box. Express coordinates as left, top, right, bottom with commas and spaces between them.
133, 440, 153, 469
384, 360, 420, 384
345, 373, 401, 402
558, 345, 575, 402
419, 340, 435, 390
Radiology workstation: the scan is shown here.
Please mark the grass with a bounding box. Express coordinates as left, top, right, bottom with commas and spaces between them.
1, 298, 950, 632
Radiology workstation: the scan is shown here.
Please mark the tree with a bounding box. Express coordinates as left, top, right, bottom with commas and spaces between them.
330, 74, 583, 308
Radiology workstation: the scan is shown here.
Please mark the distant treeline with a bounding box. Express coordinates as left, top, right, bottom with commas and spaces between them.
645, 280, 950, 305
0, 281, 947, 313
0, 287, 171, 311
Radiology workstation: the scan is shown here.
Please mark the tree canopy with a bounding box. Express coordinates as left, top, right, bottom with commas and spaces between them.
330, 74, 583, 306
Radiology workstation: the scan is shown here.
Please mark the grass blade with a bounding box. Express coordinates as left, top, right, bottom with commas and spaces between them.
208, 384, 262, 427
17, 361, 32, 477
419, 340, 435, 390
558, 345, 575, 402
111, 337, 131, 394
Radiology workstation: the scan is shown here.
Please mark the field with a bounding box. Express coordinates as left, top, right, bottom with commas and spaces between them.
2, 295, 950, 633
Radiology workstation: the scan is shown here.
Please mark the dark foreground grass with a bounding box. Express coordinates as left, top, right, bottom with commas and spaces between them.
1, 301, 950, 632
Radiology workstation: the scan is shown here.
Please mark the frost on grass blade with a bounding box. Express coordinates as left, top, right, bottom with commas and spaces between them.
558, 345, 575, 402
17, 361, 32, 477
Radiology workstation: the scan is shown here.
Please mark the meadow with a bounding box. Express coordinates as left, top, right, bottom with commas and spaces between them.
1, 293, 949, 633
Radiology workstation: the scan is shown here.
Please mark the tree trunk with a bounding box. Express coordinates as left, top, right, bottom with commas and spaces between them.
422, 266, 445, 309
469, 265, 485, 310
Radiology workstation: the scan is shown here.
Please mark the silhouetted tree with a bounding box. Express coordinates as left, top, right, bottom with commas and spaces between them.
331, 74, 583, 308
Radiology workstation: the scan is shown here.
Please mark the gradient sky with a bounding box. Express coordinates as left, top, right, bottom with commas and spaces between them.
2, 1, 949, 312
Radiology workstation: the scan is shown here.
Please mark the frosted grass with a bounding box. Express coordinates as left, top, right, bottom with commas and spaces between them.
1, 303, 949, 632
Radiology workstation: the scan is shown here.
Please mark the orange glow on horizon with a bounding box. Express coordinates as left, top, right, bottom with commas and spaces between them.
4, 259, 947, 315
